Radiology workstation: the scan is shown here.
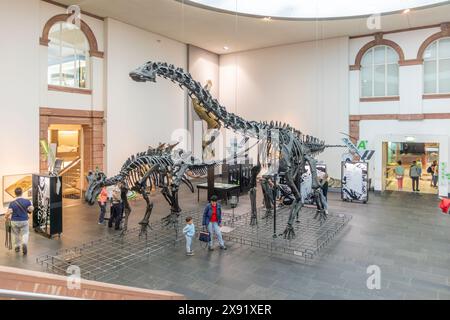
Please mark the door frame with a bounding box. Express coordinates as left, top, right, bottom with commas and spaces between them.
374, 134, 448, 197
39, 107, 104, 192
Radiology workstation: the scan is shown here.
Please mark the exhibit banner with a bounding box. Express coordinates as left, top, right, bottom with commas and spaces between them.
341, 162, 369, 203
32, 174, 63, 238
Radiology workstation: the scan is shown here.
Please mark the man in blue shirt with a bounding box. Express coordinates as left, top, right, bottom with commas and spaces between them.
5, 188, 34, 255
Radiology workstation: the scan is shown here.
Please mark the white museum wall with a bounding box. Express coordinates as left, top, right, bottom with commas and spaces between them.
359, 119, 450, 196
219, 37, 349, 179
0, 0, 41, 207
0, 0, 106, 207
105, 18, 187, 175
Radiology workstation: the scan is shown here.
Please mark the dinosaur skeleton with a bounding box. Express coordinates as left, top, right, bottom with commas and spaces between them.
85, 143, 210, 236
127, 61, 330, 239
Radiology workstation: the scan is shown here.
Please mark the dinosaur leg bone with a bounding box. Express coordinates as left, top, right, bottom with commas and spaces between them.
282, 166, 302, 240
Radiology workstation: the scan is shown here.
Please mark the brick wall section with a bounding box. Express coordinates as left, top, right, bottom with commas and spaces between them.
349, 119, 360, 144
39, 116, 49, 174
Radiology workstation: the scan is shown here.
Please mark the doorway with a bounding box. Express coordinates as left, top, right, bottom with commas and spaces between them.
48, 124, 83, 206
39, 107, 104, 207
384, 141, 439, 194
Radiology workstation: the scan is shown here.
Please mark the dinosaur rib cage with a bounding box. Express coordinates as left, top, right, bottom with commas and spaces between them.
103, 149, 211, 193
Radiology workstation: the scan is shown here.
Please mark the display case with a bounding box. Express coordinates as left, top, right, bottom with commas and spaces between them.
222, 163, 253, 194
341, 162, 369, 203
32, 174, 63, 238
2, 174, 33, 209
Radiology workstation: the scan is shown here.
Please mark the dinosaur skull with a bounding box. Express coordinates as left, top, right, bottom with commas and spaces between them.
85, 171, 106, 205
129, 62, 158, 83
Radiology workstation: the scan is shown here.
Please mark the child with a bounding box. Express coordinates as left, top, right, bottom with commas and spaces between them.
183, 216, 195, 256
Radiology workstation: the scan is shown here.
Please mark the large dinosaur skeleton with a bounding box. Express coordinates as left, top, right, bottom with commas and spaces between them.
127, 61, 329, 239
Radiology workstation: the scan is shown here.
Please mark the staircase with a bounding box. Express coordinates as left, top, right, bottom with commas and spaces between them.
60, 158, 82, 199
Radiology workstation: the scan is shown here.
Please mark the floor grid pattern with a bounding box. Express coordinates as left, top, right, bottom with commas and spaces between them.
36, 205, 351, 281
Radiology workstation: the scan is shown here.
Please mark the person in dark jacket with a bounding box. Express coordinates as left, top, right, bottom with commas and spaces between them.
5, 188, 34, 255
202, 195, 226, 251
109, 184, 122, 230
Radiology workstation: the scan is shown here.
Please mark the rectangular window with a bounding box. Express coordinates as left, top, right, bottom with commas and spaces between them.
424, 60, 437, 94
439, 58, 450, 93
387, 64, 399, 96
361, 66, 373, 97
374, 65, 385, 96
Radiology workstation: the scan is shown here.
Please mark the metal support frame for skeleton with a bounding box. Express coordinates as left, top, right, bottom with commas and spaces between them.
126, 61, 331, 239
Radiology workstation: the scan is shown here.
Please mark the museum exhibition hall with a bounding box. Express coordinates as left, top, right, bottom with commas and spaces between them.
1, 0, 450, 303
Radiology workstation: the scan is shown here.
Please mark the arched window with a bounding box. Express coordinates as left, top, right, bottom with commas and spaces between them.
48, 22, 89, 89
423, 37, 450, 94
360, 45, 399, 98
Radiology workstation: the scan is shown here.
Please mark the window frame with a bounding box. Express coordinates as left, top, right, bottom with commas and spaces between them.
360, 45, 400, 99
47, 22, 90, 90
423, 37, 450, 95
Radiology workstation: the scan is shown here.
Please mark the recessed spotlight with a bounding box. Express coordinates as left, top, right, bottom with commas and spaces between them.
402, 8, 410, 14
223, 46, 229, 51
262, 16, 272, 21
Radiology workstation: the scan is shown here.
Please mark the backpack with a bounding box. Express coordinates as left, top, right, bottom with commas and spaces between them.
427, 166, 433, 174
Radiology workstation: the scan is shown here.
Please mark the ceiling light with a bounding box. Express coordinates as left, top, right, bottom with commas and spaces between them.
223, 46, 229, 50
403, 8, 411, 14
405, 136, 415, 142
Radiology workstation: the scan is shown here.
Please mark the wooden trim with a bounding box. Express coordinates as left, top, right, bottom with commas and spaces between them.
351, 113, 450, 121
398, 114, 425, 121
48, 85, 92, 95
349, 24, 442, 39
40, 107, 104, 119
417, 23, 450, 59
90, 50, 104, 59
399, 59, 423, 66
353, 35, 405, 70
0, 266, 184, 300
360, 96, 400, 102
39, 38, 50, 46
423, 93, 450, 99
41, 0, 105, 21
424, 113, 450, 119
40, 14, 104, 59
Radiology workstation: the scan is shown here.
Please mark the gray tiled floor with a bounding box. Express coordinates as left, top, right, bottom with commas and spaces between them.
1, 185, 449, 300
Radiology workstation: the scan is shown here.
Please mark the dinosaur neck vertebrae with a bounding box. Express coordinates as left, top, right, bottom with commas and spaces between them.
130, 62, 326, 156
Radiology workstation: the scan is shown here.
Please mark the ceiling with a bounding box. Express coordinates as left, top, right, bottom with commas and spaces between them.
187, 0, 448, 19
53, 0, 450, 54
